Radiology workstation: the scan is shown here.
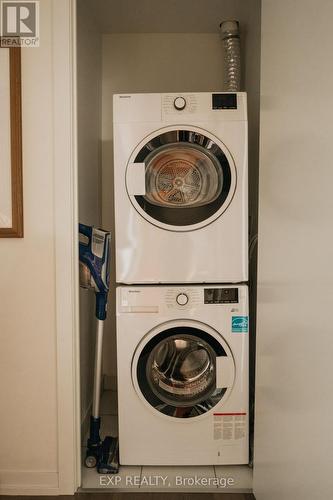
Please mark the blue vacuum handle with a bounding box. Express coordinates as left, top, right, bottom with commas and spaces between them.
79, 222, 92, 241
79, 223, 111, 321
96, 292, 108, 321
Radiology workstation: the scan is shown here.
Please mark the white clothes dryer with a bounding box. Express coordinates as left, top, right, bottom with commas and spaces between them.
113, 92, 248, 284
116, 284, 249, 465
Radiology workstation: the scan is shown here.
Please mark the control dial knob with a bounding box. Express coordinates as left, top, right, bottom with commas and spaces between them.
176, 293, 189, 306
174, 96, 186, 110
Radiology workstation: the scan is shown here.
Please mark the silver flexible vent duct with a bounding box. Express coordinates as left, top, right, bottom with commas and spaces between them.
220, 20, 241, 92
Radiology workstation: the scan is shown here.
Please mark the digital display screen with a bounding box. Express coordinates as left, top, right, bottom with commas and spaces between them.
204, 288, 239, 304
212, 93, 237, 110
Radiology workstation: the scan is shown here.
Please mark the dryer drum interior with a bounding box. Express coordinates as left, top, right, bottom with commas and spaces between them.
136, 326, 229, 418
144, 144, 223, 208
133, 130, 233, 227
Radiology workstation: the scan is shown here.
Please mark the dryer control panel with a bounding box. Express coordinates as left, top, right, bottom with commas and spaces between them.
212, 93, 237, 110
161, 92, 247, 122
113, 92, 247, 123
162, 94, 198, 115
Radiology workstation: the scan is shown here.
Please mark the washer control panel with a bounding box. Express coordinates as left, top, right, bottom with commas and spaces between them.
165, 288, 201, 309
204, 288, 239, 304
118, 286, 243, 314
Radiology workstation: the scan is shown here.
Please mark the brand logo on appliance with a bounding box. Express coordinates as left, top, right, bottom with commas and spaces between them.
232, 316, 248, 333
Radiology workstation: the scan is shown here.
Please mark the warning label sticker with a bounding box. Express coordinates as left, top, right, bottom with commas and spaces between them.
213, 413, 247, 441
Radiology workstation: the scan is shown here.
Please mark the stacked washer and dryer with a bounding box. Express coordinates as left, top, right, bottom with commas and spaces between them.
113, 91, 249, 465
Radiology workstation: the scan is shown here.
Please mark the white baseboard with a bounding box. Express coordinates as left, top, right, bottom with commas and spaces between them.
0, 470, 59, 496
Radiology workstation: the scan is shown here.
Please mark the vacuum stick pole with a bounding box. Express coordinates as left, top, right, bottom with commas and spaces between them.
92, 318, 104, 418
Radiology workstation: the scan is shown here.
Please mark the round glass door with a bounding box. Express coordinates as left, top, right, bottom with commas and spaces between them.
126, 128, 236, 231
134, 325, 234, 418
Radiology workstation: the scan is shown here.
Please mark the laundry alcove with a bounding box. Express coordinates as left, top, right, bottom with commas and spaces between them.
76, 0, 260, 493
1, 0, 332, 497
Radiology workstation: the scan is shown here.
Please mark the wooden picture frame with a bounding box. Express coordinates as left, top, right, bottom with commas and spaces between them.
0, 46, 23, 237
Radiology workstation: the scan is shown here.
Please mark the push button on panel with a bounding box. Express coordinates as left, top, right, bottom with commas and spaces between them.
174, 96, 186, 110
176, 293, 189, 306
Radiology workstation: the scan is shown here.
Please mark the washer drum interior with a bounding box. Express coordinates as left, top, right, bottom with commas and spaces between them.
146, 334, 216, 407
144, 144, 223, 208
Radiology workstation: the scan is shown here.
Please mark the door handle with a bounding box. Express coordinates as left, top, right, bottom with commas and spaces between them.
127, 162, 146, 195
216, 355, 235, 389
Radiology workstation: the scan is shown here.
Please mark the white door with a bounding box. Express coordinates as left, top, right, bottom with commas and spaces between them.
254, 1, 333, 499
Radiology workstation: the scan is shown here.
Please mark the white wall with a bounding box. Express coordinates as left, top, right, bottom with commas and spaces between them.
0, 2, 58, 492
254, 1, 333, 499
0, 0, 78, 494
77, 0, 102, 430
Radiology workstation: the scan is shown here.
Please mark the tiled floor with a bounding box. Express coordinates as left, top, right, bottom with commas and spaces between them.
81, 391, 253, 494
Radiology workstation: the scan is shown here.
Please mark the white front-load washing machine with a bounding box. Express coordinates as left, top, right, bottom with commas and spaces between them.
116, 284, 249, 465
113, 92, 248, 284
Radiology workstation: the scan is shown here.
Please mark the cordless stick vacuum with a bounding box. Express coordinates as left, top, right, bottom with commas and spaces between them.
79, 223, 119, 474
